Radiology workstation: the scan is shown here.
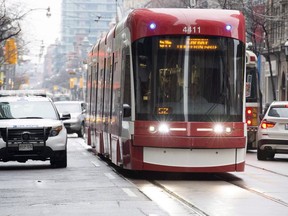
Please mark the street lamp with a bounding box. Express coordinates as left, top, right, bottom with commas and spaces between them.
22, 7, 51, 18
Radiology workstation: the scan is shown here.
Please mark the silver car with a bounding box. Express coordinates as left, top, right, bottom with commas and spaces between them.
54, 101, 86, 137
256, 101, 288, 160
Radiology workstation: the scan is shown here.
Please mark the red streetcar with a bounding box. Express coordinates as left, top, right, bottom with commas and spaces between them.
85, 8, 247, 172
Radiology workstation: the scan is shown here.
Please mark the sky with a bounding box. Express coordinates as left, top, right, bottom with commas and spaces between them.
8, 0, 61, 62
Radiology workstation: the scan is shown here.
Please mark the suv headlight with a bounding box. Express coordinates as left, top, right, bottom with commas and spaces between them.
49, 125, 63, 137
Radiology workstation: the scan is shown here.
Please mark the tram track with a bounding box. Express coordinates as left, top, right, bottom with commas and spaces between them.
100, 151, 288, 215
148, 179, 209, 216
215, 172, 288, 208
129, 177, 209, 216
229, 162, 288, 207
130, 165, 288, 216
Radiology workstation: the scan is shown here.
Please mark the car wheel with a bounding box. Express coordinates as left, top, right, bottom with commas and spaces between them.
77, 123, 85, 138
268, 152, 275, 160
257, 147, 267, 160
50, 150, 67, 168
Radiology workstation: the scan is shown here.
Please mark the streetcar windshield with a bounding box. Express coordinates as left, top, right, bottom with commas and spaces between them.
132, 36, 245, 122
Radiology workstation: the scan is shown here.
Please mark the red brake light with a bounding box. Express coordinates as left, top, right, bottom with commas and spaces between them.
246, 107, 258, 126
260, 120, 275, 129
250, 56, 256, 62
247, 108, 252, 115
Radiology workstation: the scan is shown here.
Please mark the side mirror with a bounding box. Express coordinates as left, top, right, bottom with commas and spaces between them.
123, 104, 131, 118
61, 113, 71, 120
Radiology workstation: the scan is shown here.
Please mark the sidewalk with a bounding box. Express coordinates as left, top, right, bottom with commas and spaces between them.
67, 137, 170, 216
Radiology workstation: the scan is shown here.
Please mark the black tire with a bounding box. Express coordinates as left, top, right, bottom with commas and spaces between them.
257, 147, 267, 160
268, 152, 275, 160
77, 123, 84, 138
50, 150, 67, 168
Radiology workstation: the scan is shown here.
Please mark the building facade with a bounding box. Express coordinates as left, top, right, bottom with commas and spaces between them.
261, 0, 288, 104
61, 0, 117, 53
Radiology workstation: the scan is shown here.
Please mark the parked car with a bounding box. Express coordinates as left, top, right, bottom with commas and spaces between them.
256, 101, 288, 160
0, 95, 70, 167
54, 101, 86, 137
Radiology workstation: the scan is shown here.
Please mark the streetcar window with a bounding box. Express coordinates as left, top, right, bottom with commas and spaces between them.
132, 36, 245, 122
246, 67, 259, 103
122, 47, 131, 115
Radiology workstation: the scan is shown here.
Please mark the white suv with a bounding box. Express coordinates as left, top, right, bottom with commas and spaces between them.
256, 101, 288, 160
0, 96, 70, 167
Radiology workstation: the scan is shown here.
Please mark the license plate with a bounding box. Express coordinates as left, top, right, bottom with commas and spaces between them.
19, 143, 33, 151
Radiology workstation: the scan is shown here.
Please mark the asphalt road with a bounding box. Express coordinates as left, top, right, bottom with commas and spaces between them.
0, 136, 170, 216
1, 136, 288, 216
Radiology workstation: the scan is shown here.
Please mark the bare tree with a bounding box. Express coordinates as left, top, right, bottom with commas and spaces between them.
0, 0, 50, 66
216, 0, 288, 100
0, 0, 22, 43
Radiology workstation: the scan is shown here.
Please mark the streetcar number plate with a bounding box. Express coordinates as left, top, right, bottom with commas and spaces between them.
19, 144, 33, 151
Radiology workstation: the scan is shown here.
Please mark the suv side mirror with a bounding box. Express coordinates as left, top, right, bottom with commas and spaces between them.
61, 113, 71, 120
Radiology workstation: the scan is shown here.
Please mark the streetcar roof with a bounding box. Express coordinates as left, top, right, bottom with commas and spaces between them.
118, 8, 245, 42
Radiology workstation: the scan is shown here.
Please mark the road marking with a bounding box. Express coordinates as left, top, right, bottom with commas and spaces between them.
122, 188, 137, 197
91, 161, 100, 167
105, 173, 115, 179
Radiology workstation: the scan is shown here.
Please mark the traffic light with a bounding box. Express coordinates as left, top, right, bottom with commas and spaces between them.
79, 77, 83, 89
69, 78, 75, 89
4, 38, 18, 64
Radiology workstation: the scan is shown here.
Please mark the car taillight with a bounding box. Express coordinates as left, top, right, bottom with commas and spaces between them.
260, 120, 276, 129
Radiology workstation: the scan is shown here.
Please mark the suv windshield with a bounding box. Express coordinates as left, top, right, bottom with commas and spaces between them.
0, 101, 58, 120
268, 106, 288, 118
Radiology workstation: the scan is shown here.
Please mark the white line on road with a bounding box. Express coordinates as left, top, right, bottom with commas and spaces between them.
122, 188, 137, 197
91, 161, 100, 167
105, 173, 115, 179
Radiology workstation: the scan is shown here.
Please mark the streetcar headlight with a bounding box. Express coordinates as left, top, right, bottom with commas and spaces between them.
213, 124, 232, 134
214, 124, 224, 133
149, 125, 156, 133
225, 127, 232, 133
158, 123, 169, 133
148, 123, 170, 133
